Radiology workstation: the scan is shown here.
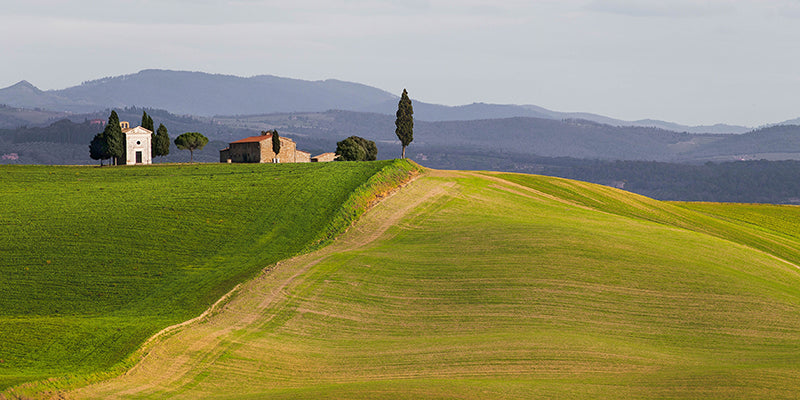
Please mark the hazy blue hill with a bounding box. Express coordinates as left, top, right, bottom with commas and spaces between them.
418, 117, 711, 160
683, 124, 800, 160
0, 105, 68, 129
358, 99, 750, 133
1, 81, 45, 103
215, 111, 729, 162
0, 70, 755, 132
49, 70, 397, 116
0, 81, 90, 113
209, 110, 800, 164
265, 110, 711, 160
629, 119, 749, 134
359, 100, 557, 121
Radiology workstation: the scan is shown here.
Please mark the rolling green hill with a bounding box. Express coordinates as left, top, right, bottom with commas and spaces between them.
0, 160, 420, 391
13, 169, 797, 399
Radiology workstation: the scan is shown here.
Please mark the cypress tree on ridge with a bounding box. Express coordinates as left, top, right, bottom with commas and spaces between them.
394, 88, 414, 159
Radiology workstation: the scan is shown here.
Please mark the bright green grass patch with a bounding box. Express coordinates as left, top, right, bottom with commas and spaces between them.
67, 171, 800, 399
0, 160, 418, 389
676, 201, 800, 243
496, 172, 800, 268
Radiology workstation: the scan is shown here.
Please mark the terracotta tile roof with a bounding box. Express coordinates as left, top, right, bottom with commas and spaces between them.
231, 135, 272, 144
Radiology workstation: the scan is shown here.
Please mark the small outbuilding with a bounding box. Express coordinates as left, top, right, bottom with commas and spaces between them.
311, 152, 339, 162
220, 133, 311, 163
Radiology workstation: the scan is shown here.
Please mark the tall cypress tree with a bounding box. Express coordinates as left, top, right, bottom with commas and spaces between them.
103, 110, 125, 165
141, 110, 154, 132
153, 123, 170, 159
394, 88, 414, 159
272, 129, 281, 162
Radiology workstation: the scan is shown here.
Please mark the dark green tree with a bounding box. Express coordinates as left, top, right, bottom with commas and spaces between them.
152, 123, 170, 159
89, 133, 110, 166
102, 110, 125, 165
271, 129, 281, 161
336, 137, 366, 161
141, 110, 154, 132
174, 132, 209, 163
353, 136, 377, 161
394, 88, 414, 159
335, 136, 377, 161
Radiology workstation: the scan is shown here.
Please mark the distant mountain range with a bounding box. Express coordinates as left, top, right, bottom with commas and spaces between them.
0, 69, 771, 133
0, 70, 395, 117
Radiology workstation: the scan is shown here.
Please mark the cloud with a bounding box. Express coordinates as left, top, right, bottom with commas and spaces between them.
3, 0, 800, 126
585, 0, 735, 18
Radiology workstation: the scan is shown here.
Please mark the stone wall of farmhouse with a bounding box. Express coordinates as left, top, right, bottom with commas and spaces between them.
225, 136, 310, 163
260, 137, 298, 163
229, 142, 262, 163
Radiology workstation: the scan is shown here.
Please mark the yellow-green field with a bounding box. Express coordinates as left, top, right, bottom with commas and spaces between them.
15, 169, 798, 399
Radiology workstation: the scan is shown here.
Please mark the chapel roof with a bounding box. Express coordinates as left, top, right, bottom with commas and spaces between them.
122, 126, 153, 135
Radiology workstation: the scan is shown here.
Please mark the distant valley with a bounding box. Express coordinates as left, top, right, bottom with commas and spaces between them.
4, 108, 800, 204
3, 69, 800, 204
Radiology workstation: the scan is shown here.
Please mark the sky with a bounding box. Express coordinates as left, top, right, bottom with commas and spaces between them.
2, 0, 799, 127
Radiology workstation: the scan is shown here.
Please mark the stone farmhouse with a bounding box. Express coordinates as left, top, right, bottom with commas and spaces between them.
220, 132, 313, 163
121, 121, 152, 165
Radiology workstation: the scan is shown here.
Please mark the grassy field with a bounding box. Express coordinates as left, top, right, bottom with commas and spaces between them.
35, 169, 800, 399
0, 160, 419, 390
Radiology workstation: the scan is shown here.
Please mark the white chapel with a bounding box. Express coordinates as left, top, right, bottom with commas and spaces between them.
121, 121, 152, 165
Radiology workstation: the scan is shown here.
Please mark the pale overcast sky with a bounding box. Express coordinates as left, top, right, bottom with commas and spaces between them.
2, 0, 799, 126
